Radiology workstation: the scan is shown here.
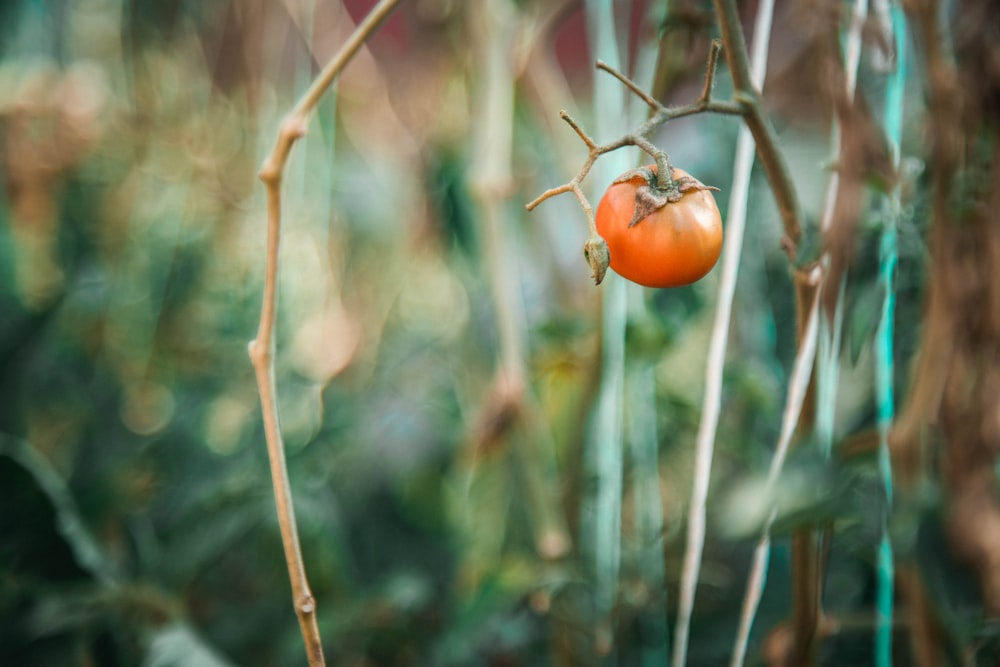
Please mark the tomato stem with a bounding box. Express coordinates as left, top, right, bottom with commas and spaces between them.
653, 152, 676, 193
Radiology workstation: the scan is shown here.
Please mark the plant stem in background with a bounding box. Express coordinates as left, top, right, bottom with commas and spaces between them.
712, 0, 803, 255
626, 347, 670, 664
670, 0, 777, 663
729, 271, 822, 667
468, 0, 570, 562
582, 0, 629, 652
815, 0, 869, 458
803, 0, 870, 662
248, 1, 401, 664
873, 4, 906, 664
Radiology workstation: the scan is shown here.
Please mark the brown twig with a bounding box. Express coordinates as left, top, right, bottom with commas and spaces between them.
890, 0, 1000, 662
247, 1, 402, 664
712, 0, 804, 254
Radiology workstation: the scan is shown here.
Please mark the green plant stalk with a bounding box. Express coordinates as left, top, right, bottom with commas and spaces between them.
588, 280, 626, 634
874, 4, 906, 665
249, 1, 402, 664
874, 227, 898, 667
626, 358, 670, 665
583, 0, 628, 648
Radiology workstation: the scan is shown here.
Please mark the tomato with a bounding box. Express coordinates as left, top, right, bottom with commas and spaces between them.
595, 165, 723, 288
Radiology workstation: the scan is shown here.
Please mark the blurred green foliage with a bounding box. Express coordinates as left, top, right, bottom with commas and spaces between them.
2, 1, 998, 666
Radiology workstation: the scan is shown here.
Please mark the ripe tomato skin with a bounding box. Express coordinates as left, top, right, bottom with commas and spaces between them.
595, 166, 723, 288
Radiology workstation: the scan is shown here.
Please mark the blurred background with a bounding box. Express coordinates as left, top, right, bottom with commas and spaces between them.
2, 0, 996, 665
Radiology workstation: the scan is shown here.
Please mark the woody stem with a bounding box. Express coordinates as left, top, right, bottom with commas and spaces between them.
653, 151, 675, 191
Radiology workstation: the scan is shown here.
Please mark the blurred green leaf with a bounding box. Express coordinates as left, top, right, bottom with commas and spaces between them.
0, 436, 114, 585
143, 623, 235, 667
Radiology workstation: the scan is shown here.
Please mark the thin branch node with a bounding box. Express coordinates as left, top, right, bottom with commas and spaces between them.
258, 160, 281, 185
732, 90, 756, 109
281, 114, 309, 141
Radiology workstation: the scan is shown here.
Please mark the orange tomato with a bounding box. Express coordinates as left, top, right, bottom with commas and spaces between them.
595, 165, 723, 288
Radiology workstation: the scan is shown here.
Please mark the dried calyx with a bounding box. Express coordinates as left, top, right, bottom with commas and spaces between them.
612, 165, 719, 228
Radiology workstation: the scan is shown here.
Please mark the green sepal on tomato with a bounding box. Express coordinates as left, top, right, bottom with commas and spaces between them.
594, 164, 723, 288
